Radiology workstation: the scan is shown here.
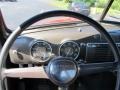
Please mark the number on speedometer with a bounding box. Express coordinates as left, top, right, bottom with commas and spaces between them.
59, 41, 80, 60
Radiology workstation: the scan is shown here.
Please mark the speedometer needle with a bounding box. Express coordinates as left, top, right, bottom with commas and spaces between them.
66, 48, 71, 57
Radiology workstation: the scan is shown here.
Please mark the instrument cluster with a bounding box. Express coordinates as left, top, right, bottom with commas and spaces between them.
30, 40, 80, 63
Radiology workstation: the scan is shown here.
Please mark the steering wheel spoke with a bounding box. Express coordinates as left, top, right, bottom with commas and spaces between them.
79, 61, 118, 75
2, 66, 48, 79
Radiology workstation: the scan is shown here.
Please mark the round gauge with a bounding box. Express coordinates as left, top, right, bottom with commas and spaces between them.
59, 41, 80, 60
30, 40, 52, 62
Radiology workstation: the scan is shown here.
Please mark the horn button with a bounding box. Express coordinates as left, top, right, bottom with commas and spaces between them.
47, 57, 79, 86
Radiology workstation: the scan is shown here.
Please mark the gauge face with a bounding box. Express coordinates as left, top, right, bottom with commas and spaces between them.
59, 41, 80, 60
30, 41, 52, 62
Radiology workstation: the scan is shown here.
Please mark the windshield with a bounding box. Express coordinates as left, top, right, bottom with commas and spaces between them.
0, 0, 120, 30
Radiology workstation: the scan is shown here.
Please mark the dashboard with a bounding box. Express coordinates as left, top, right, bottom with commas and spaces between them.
9, 23, 120, 64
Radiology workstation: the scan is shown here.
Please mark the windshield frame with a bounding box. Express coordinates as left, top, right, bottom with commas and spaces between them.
99, 0, 114, 21
99, 0, 120, 24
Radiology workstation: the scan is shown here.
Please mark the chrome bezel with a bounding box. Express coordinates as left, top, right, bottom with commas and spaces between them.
30, 40, 52, 63
59, 40, 80, 60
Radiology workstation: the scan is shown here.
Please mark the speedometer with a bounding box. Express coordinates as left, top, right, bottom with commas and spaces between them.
59, 41, 80, 60
30, 40, 52, 62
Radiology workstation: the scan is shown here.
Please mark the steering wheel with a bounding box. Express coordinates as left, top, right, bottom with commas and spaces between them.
0, 10, 120, 90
